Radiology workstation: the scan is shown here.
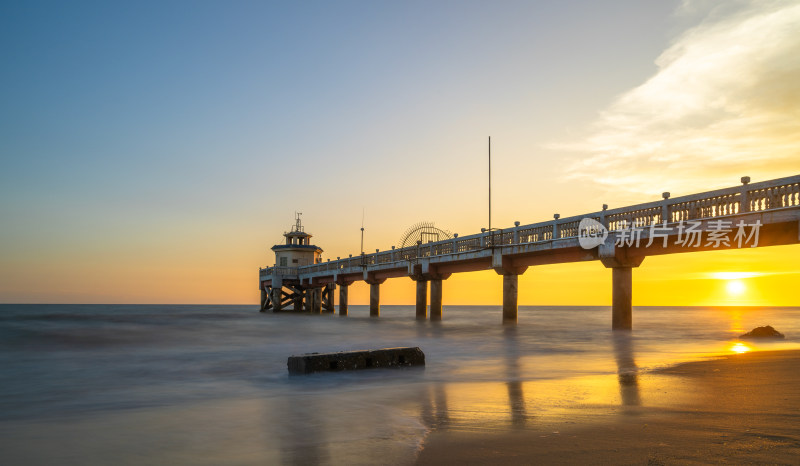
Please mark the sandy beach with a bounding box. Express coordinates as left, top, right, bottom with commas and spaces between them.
417, 349, 800, 465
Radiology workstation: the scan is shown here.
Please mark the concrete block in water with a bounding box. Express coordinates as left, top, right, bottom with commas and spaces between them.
287, 347, 425, 374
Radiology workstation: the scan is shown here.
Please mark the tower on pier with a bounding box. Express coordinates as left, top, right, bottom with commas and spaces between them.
260, 214, 334, 314
271, 213, 323, 268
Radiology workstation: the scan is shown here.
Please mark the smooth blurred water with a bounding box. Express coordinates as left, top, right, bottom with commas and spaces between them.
1, 304, 798, 465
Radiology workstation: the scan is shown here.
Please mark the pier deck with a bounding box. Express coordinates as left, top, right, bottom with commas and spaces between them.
259, 175, 800, 328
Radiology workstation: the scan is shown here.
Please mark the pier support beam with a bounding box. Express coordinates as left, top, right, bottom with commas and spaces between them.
311, 288, 322, 314
612, 267, 632, 330
322, 284, 335, 313
502, 274, 518, 324
366, 277, 385, 317
260, 287, 267, 312
305, 287, 314, 313
271, 287, 282, 312
411, 262, 450, 321
416, 280, 428, 320
430, 279, 443, 321
293, 288, 303, 312
370, 283, 380, 317
338, 284, 349, 316
600, 244, 644, 331
493, 254, 527, 325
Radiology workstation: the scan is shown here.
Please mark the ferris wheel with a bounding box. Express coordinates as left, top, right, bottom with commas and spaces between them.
397, 222, 453, 249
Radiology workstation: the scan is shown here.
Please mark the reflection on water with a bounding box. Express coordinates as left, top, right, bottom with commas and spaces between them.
613, 333, 641, 408
421, 384, 449, 429
728, 308, 746, 335
273, 396, 329, 466
503, 326, 528, 427
417, 332, 644, 433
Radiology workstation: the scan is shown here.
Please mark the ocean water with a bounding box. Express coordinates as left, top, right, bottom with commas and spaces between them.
1, 304, 799, 465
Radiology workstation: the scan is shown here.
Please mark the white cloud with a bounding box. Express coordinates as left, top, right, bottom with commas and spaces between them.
564, 0, 800, 195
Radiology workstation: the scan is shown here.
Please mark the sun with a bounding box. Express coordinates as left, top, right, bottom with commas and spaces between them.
726, 279, 746, 295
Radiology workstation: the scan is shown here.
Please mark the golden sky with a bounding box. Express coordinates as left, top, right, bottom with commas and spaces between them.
1, 1, 798, 305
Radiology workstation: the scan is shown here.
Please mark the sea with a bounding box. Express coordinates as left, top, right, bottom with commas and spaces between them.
1, 304, 799, 465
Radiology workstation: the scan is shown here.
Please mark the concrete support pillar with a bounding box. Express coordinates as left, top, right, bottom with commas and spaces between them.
502, 274, 518, 324
323, 284, 335, 313
311, 288, 322, 314
612, 267, 633, 330
369, 283, 380, 317
339, 285, 349, 316
260, 288, 267, 312
293, 289, 303, 312
305, 288, 313, 312
430, 279, 442, 321
416, 280, 428, 320
271, 288, 282, 312
600, 247, 642, 330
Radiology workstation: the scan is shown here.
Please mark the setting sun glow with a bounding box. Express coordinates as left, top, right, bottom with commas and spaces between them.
711, 272, 762, 280
726, 280, 746, 295
1, 2, 799, 309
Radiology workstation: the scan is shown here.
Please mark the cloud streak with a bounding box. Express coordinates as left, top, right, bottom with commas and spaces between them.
563, 0, 800, 194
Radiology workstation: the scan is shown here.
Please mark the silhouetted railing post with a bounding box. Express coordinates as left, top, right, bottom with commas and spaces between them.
740, 176, 751, 213
552, 214, 560, 239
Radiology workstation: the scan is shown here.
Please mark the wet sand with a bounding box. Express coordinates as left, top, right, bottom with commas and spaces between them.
416, 350, 800, 465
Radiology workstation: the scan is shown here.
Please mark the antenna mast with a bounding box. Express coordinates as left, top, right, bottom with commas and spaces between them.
295, 211, 303, 232
360, 208, 365, 255
488, 136, 491, 231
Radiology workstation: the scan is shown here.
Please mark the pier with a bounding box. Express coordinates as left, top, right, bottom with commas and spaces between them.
259, 175, 800, 329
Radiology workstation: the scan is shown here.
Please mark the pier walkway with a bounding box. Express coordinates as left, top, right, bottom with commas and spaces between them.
259, 175, 800, 329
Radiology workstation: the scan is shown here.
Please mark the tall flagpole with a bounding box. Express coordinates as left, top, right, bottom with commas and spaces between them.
360, 207, 365, 255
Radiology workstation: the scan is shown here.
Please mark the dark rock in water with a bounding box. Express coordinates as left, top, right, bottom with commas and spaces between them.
740, 325, 785, 339
287, 347, 425, 374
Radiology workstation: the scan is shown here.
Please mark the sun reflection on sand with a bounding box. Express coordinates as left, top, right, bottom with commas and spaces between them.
414, 335, 658, 432
730, 342, 751, 354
